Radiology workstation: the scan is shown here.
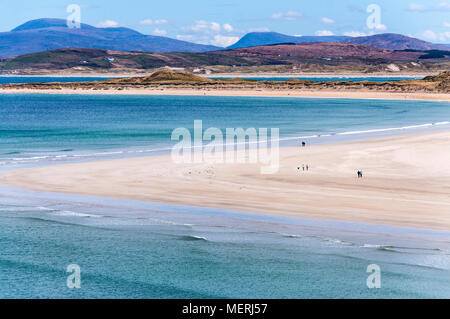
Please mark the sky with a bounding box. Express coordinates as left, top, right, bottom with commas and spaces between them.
1, 0, 450, 46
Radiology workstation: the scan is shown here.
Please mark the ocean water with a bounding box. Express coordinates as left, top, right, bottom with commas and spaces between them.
0, 77, 117, 84
1, 94, 450, 167
0, 94, 449, 298
210, 76, 422, 82
0, 76, 420, 85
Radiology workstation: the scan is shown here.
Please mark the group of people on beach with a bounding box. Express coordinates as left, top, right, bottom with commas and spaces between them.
298, 164, 309, 171
298, 141, 309, 171
299, 139, 364, 179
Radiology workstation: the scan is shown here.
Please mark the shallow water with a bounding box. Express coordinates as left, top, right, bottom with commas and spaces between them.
0, 76, 419, 85
0, 77, 117, 84
209, 76, 422, 82
0, 187, 449, 299
0, 94, 449, 167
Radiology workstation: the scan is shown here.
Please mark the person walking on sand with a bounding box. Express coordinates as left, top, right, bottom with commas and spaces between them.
306, 164, 309, 171
302, 164, 305, 171
302, 141, 306, 147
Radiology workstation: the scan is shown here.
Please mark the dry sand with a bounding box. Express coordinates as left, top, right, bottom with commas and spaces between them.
0, 87, 449, 101
2, 130, 450, 230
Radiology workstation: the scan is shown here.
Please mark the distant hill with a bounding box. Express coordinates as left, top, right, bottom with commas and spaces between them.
228, 31, 447, 51
0, 48, 252, 71
343, 33, 447, 50
222, 42, 429, 63
0, 18, 220, 57
227, 32, 350, 49
2, 44, 449, 75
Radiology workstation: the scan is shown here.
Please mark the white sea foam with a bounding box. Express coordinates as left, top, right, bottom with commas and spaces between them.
4, 120, 449, 166
50, 210, 101, 218
362, 244, 383, 248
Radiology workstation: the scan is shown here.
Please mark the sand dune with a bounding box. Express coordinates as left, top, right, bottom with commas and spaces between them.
2, 130, 450, 230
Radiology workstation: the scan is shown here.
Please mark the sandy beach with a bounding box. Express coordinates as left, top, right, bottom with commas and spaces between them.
2, 130, 450, 230
0, 87, 449, 101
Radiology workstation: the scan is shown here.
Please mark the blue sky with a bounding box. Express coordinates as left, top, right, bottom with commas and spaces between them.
2, 0, 450, 46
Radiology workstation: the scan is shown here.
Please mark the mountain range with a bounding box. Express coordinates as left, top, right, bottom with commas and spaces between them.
2, 43, 448, 75
0, 18, 449, 60
0, 18, 220, 57
227, 32, 350, 49
228, 31, 449, 51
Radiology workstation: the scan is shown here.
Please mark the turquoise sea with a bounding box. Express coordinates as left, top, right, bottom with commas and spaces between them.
0, 77, 116, 84
209, 76, 421, 82
0, 93, 449, 298
0, 76, 420, 85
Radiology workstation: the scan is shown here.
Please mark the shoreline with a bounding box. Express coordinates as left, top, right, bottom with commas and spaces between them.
1, 88, 449, 101
2, 184, 449, 240
207, 73, 429, 78
2, 129, 450, 231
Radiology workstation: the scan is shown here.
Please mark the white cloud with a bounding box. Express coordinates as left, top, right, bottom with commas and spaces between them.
97, 20, 119, 28
211, 22, 221, 32
271, 11, 302, 21
176, 33, 238, 47
375, 24, 387, 31
178, 21, 240, 47
407, 2, 450, 11
183, 21, 235, 34
444, 22, 450, 27
223, 23, 233, 32
184, 20, 224, 33
154, 19, 168, 25
210, 35, 239, 47
315, 30, 335, 36
419, 30, 450, 42
152, 28, 167, 36
247, 27, 271, 32
140, 19, 153, 25
343, 31, 367, 37
140, 19, 168, 26
176, 35, 195, 42
321, 17, 335, 24
421, 30, 437, 41
436, 2, 450, 10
